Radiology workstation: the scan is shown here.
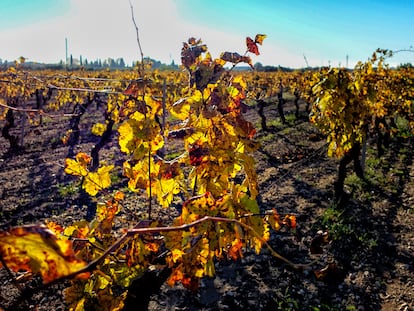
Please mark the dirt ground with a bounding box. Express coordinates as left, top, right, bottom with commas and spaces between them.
0, 97, 413, 311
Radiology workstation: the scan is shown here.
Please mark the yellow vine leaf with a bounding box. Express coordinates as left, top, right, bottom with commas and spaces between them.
254, 34, 267, 45
83, 165, 114, 196
65, 279, 127, 311
233, 75, 247, 90
154, 161, 184, 207
91, 122, 107, 136
62, 221, 90, 240
171, 98, 192, 120
64, 152, 91, 177
111, 263, 146, 288
123, 160, 149, 191
118, 119, 138, 154
96, 201, 118, 234
0, 225, 89, 284
155, 177, 181, 208
118, 116, 164, 158
171, 249, 185, 263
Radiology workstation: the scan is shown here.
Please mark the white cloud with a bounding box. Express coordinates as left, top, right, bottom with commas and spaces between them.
0, 0, 314, 67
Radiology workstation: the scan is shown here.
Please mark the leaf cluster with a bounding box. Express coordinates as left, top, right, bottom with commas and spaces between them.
0, 34, 301, 310
309, 49, 414, 157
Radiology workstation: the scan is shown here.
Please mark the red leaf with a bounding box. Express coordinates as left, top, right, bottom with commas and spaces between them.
123, 80, 142, 97
235, 115, 256, 138
189, 144, 209, 166
282, 215, 297, 229
246, 37, 259, 55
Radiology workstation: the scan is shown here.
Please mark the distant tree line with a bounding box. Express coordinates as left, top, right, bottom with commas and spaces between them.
0, 56, 179, 71
141, 57, 179, 70
252, 62, 413, 72
0, 58, 409, 71
252, 62, 295, 72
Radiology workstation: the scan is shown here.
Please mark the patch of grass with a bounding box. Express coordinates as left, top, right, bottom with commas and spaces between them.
57, 181, 79, 197
164, 150, 185, 161
243, 98, 257, 107
272, 288, 299, 311
344, 173, 372, 201
166, 113, 181, 123
364, 153, 381, 167
357, 232, 378, 249
39, 115, 54, 124
111, 172, 123, 185
50, 136, 62, 147
283, 93, 296, 101
266, 119, 284, 128
255, 113, 296, 130
363, 145, 409, 195
394, 116, 414, 138
285, 114, 297, 124
257, 132, 276, 143
321, 201, 378, 251
321, 206, 353, 240
311, 304, 343, 311
279, 126, 295, 136
343, 143, 407, 200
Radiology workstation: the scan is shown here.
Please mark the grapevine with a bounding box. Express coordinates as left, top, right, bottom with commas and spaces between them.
309, 49, 414, 199
2, 33, 412, 310
0, 35, 302, 311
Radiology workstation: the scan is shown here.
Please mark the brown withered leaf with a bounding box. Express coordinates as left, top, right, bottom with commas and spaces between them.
310, 230, 329, 254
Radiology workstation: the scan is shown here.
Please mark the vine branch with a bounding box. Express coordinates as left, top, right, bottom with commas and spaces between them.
40, 215, 316, 290
0, 101, 82, 118
129, 0, 145, 75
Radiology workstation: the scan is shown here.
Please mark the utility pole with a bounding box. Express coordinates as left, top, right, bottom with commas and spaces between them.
303, 54, 309, 68
65, 38, 68, 70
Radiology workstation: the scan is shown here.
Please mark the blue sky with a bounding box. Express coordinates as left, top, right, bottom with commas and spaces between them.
0, 0, 413, 68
